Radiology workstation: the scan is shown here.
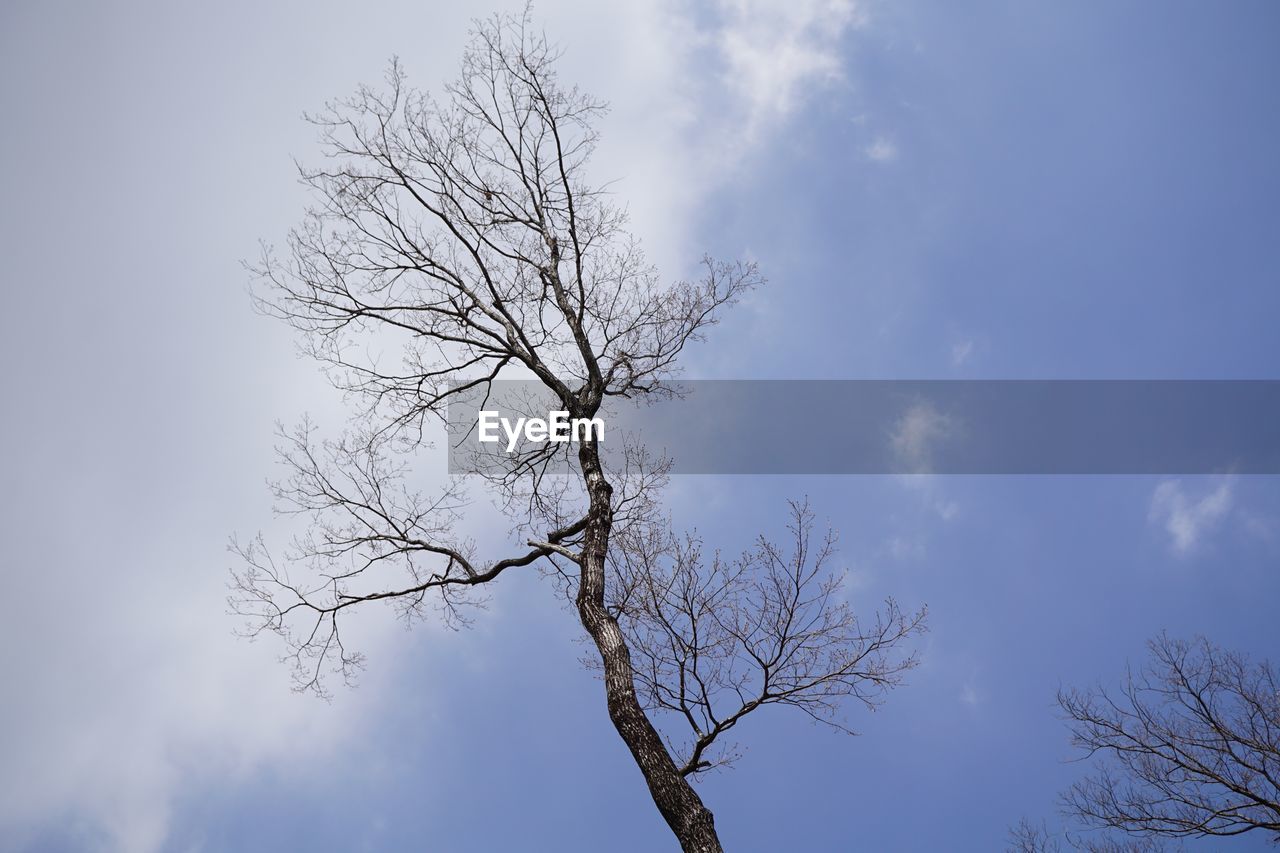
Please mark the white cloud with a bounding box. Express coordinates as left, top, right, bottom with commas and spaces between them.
890, 401, 953, 475
551, 0, 869, 272
889, 401, 961, 519
1148, 478, 1234, 555
864, 136, 898, 162
716, 0, 868, 134
0, 465, 410, 853
950, 339, 974, 367
935, 498, 960, 521
885, 534, 925, 561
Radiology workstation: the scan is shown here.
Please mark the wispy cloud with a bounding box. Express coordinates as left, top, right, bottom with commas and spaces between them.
889, 402, 961, 520
557, 0, 869, 272
884, 534, 926, 561
950, 339, 974, 367
716, 0, 868, 134
890, 401, 953, 475
1149, 478, 1234, 555
864, 136, 898, 162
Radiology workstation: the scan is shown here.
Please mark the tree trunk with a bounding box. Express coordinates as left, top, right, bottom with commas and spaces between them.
576, 442, 724, 853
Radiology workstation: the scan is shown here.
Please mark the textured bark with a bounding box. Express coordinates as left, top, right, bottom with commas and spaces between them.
577, 440, 723, 853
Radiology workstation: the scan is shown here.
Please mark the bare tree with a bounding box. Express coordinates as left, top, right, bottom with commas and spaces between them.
1008, 819, 1066, 853
611, 497, 925, 778
1006, 818, 1168, 853
230, 13, 925, 852
1056, 634, 1280, 847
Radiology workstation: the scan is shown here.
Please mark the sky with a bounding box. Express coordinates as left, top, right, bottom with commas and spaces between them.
1, 1, 1278, 851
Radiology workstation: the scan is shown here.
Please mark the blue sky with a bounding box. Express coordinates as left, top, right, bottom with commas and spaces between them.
1, 1, 1278, 851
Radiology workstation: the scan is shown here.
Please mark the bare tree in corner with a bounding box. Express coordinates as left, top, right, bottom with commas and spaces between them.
1010, 634, 1278, 852
231, 13, 926, 852
1007, 819, 1066, 853
1006, 817, 1167, 853
1059, 634, 1280, 846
